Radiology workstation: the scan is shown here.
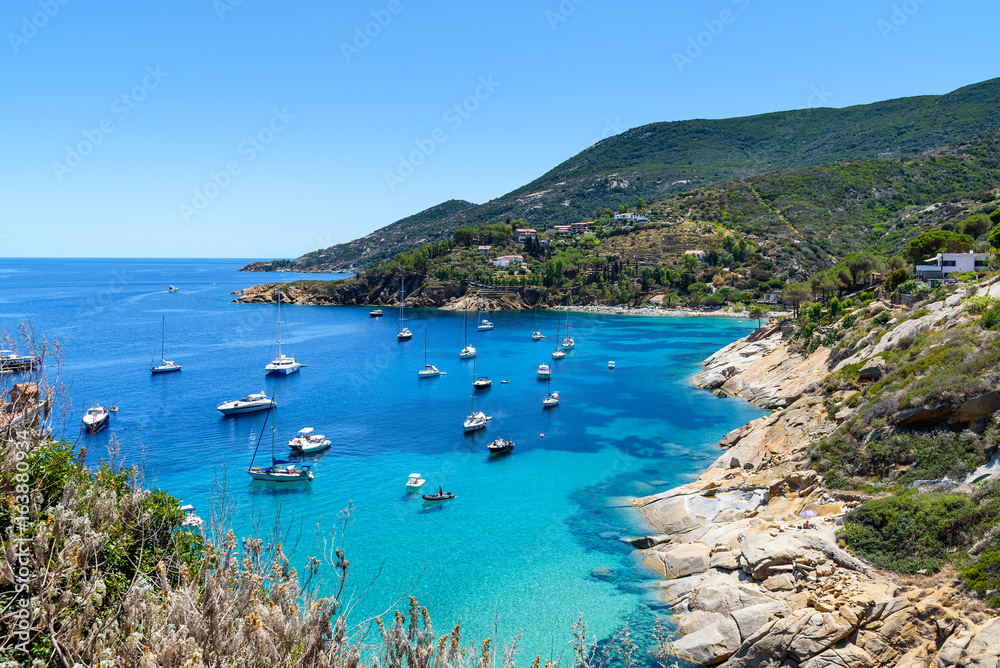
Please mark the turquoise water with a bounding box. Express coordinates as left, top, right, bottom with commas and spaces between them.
0, 259, 767, 660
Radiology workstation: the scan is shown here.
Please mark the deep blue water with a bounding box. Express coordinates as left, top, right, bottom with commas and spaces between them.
0, 258, 766, 660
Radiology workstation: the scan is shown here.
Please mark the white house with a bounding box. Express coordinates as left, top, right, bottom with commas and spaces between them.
915, 252, 991, 280
514, 228, 538, 243
684, 249, 706, 262
490, 255, 524, 268
613, 213, 649, 224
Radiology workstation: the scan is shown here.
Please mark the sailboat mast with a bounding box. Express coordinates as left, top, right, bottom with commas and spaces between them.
276, 290, 282, 357
160, 316, 165, 363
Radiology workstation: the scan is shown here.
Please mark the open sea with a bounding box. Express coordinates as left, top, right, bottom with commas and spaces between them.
0, 258, 767, 661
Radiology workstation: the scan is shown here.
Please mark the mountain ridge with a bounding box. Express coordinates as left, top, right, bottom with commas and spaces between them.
243, 78, 1000, 273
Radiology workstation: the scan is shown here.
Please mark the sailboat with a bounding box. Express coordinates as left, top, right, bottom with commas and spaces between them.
463, 358, 491, 432
247, 404, 314, 482
397, 277, 413, 341
150, 316, 182, 374
531, 305, 545, 341
562, 295, 576, 349
551, 325, 566, 360
265, 290, 302, 375
459, 307, 476, 358
476, 287, 494, 331
543, 373, 559, 408
418, 329, 443, 377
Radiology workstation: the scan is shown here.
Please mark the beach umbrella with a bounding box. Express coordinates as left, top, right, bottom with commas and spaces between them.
800, 510, 818, 518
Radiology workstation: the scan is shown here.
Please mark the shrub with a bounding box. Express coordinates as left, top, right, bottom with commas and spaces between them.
885, 268, 910, 293
872, 312, 891, 327
839, 492, 982, 574
962, 548, 1000, 607
964, 294, 996, 314
981, 303, 1000, 330
898, 280, 931, 297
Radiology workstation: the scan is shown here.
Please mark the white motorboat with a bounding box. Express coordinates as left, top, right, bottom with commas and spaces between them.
418, 330, 444, 377
180, 504, 204, 528
218, 391, 275, 415
397, 278, 413, 341
459, 308, 476, 358
168, 285, 178, 292
0, 350, 37, 373
150, 316, 182, 374
288, 427, 331, 453
369, 309, 383, 317
463, 359, 491, 432
473, 376, 492, 389
82, 405, 109, 432
247, 405, 314, 482
405, 473, 426, 490
265, 291, 301, 375
536, 364, 551, 379
608, 361, 616, 369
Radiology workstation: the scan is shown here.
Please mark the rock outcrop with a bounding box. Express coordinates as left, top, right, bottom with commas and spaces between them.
637, 305, 1000, 668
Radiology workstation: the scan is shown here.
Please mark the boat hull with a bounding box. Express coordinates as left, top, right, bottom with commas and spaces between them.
151, 365, 181, 374
247, 469, 313, 482
82, 418, 108, 432
265, 365, 300, 376
218, 401, 274, 415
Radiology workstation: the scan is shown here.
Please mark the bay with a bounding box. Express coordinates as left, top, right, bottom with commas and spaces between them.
0, 258, 767, 661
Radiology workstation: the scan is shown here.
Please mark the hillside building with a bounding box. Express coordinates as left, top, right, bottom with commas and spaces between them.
915, 252, 991, 281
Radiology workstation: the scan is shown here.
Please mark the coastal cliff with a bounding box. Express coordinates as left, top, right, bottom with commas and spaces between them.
234, 275, 557, 310
634, 283, 1000, 668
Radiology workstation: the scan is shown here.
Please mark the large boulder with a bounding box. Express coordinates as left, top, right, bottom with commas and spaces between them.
950, 390, 1000, 426
645, 542, 712, 579
964, 618, 1000, 668
893, 402, 954, 427
731, 601, 791, 641
858, 357, 887, 381
671, 617, 742, 666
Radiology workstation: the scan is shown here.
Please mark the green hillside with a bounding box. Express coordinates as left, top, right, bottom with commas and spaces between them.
247, 79, 1000, 273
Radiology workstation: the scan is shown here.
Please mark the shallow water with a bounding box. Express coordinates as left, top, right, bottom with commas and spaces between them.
0, 258, 767, 660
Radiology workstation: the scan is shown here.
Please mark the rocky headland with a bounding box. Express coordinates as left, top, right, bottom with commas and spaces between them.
633, 282, 1000, 668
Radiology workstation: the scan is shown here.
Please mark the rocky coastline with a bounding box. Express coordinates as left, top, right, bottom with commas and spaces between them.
232, 280, 789, 318
632, 297, 1000, 667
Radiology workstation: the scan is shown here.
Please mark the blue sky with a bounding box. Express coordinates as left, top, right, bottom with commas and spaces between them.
1, 0, 997, 258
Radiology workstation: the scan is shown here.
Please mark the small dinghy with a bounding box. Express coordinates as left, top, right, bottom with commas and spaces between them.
422, 489, 455, 501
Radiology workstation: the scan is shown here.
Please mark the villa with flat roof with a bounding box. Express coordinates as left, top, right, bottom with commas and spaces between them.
915, 252, 991, 280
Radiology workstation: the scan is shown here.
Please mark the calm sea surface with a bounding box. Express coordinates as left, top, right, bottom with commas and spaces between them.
0, 258, 766, 660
